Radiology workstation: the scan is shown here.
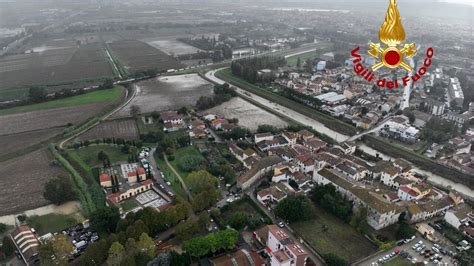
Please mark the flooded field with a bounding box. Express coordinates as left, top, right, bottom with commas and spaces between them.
145, 38, 202, 55
206, 97, 289, 132
114, 74, 214, 117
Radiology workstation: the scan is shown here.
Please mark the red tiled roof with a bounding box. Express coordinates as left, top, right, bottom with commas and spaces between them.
99, 173, 111, 183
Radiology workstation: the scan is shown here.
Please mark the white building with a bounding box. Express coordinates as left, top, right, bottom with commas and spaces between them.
444, 204, 473, 229
448, 77, 464, 107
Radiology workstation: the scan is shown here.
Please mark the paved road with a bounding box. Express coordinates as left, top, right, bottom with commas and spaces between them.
205, 69, 349, 142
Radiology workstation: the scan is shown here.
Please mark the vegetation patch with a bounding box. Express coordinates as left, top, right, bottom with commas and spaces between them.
26, 213, 82, 236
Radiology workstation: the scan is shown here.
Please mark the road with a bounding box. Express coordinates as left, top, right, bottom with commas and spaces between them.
347, 115, 393, 142
58, 83, 138, 148
205, 69, 350, 142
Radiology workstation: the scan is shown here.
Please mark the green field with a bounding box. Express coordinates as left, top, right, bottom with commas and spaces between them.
287, 51, 318, 66
67, 144, 130, 171
170, 146, 206, 179
120, 199, 139, 212
154, 153, 187, 198
26, 213, 82, 235
216, 68, 356, 136
0, 86, 123, 115
293, 205, 377, 263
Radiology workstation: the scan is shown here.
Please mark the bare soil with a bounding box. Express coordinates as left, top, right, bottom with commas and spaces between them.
75, 118, 139, 141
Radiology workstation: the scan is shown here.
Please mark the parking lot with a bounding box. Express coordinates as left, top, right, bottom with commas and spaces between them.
365, 235, 457, 265
62, 222, 99, 260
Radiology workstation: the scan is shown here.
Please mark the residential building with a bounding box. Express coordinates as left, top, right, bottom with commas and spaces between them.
99, 173, 112, 188
160, 111, 183, 125
255, 132, 274, 143
238, 156, 285, 190
444, 204, 473, 229
314, 168, 401, 230
379, 120, 420, 143
265, 225, 308, 266
448, 77, 464, 107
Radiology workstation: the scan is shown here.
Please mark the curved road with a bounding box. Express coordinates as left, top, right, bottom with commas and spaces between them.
58, 83, 138, 149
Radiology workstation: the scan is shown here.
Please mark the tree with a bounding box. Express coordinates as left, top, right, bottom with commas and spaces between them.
175, 218, 200, 241
227, 212, 248, 230
187, 171, 219, 211
137, 233, 156, 258
296, 57, 301, 68
28, 86, 47, 103
396, 223, 416, 240
107, 242, 125, 266
274, 196, 315, 222
125, 238, 138, 257
43, 176, 77, 205
130, 105, 141, 118
39, 235, 74, 266
257, 124, 279, 134
178, 106, 188, 115
101, 78, 114, 89
150, 111, 160, 120
1, 236, 15, 257
404, 110, 415, 124
182, 229, 238, 258
0, 223, 7, 234
90, 206, 120, 233
323, 253, 347, 266
77, 239, 109, 265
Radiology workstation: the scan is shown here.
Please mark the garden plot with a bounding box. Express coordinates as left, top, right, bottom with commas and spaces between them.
113, 74, 214, 118
206, 97, 289, 131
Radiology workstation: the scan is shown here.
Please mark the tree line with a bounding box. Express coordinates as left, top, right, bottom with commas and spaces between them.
230, 56, 286, 83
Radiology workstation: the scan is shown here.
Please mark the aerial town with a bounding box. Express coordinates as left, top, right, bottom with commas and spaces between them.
0, 0, 473, 266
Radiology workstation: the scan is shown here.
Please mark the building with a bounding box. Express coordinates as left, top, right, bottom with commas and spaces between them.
448, 77, 464, 107
160, 111, 183, 125
255, 132, 274, 143
444, 204, 473, 229
120, 163, 146, 184
315, 92, 347, 105
99, 173, 112, 188
10, 226, 40, 265
107, 179, 154, 205
265, 225, 308, 266
379, 120, 419, 143
210, 248, 264, 266
314, 168, 401, 230
315, 61, 326, 71
237, 156, 285, 190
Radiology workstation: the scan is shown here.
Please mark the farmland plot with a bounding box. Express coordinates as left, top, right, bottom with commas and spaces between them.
113, 74, 214, 118
206, 97, 288, 131
74, 119, 139, 142
108, 40, 183, 73
0, 43, 113, 98
0, 103, 105, 136
0, 148, 65, 216
0, 128, 63, 159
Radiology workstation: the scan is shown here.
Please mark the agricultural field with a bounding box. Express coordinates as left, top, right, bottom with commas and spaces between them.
293, 205, 378, 263
0, 87, 123, 116
75, 118, 139, 142
108, 39, 183, 74
0, 148, 66, 216
206, 97, 288, 131
0, 128, 63, 159
0, 43, 113, 101
113, 74, 214, 118
0, 103, 106, 136
145, 38, 203, 56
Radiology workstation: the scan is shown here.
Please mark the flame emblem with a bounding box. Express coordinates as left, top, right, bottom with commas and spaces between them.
368, 0, 416, 72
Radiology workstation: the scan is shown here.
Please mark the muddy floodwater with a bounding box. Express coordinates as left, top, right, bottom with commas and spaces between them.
206, 97, 288, 132
114, 74, 213, 118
